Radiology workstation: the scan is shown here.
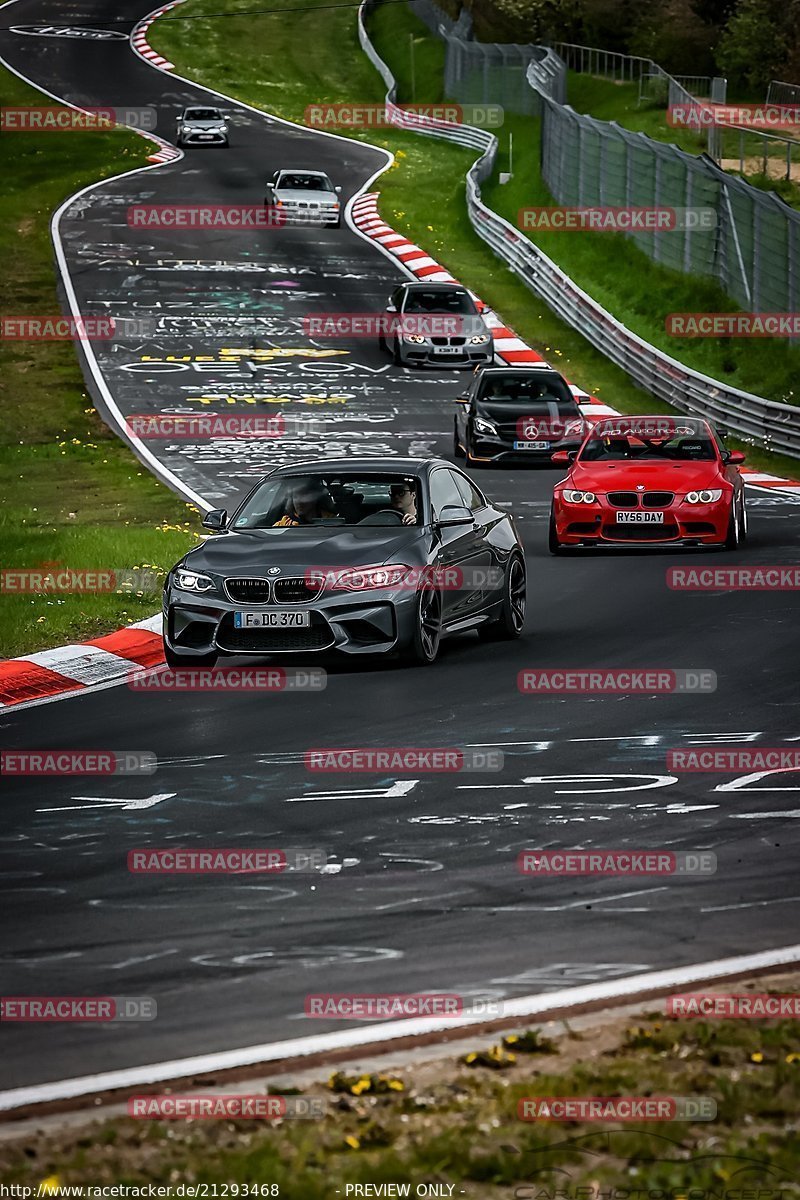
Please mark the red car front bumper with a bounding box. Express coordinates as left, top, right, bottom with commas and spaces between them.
552, 495, 732, 546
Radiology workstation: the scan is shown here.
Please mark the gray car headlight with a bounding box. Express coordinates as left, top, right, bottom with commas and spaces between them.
404, 334, 427, 344
474, 416, 498, 436
469, 333, 491, 344
174, 568, 215, 592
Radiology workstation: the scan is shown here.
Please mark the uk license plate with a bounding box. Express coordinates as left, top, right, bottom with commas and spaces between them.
617, 511, 664, 524
435, 346, 461, 354
514, 440, 550, 450
234, 610, 311, 628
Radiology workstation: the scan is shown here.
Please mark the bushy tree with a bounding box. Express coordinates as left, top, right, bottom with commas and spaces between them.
715, 0, 788, 92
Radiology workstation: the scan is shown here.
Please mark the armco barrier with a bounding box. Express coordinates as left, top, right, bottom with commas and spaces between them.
358, 0, 800, 459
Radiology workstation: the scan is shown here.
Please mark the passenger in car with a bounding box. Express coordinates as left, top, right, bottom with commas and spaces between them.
273, 482, 336, 526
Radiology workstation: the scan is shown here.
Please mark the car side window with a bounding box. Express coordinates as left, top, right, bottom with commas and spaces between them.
452, 471, 486, 512
430, 469, 467, 519
390, 288, 404, 310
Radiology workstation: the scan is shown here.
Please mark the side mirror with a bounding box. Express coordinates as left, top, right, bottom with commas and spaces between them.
335, 185, 342, 194
455, 393, 470, 404
725, 449, 746, 464
202, 508, 227, 530
385, 302, 397, 313
436, 504, 474, 527
551, 450, 571, 465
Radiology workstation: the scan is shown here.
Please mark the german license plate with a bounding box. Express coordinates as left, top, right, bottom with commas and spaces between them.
435, 346, 461, 354
514, 440, 550, 450
234, 610, 311, 628
617, 511, 664, 524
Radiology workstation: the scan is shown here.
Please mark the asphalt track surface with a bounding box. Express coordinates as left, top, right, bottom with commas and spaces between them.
1, 0, 800, 1094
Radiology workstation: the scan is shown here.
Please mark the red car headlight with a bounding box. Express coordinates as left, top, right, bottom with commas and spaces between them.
683, 489, 723, 504
562, 490, 597, 504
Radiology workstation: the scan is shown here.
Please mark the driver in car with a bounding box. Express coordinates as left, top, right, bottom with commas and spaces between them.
273, 482, 335, 526
389, 482, 417, 526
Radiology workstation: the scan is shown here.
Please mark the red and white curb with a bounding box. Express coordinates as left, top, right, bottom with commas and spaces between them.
130, 0, 186, 73
0, 617, 163, 710
1, 942, 798, 1114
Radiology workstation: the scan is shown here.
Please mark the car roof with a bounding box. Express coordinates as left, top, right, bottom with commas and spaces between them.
476, 364, 561, 377
269, 457, 448, 477
401, 281, 468, 292
276, 169, 328, 176
184, 106, 221, 114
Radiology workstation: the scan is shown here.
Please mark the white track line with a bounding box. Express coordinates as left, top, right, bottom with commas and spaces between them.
2, 943, 799, 1112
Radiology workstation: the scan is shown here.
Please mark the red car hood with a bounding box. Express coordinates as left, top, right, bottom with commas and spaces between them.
567, 460, 727, 492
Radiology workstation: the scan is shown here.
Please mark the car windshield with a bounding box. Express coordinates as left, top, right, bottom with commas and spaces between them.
185, 109, 221, 121
477, 373, 576, 410
232, 475, 423, 529
580, 419, 718, 462
403, 290, 477, 315
278, 174, 332, 191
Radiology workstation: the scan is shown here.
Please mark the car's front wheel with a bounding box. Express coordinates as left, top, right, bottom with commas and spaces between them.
478, 552, 526, 640
548, 507, 564, 555
164, 643, 218, 669
403, 587, 442, 665
453, 421, 465, 459
724, 501, 740, 550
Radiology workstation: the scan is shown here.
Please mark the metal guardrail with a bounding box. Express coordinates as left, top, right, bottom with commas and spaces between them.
358, 0, 800, 458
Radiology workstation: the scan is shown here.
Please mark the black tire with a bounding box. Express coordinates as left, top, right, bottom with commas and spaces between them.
176, 137, 183, 148
738, 495, 748, 545
453, 421, 465, 459
392, 337, 403, 367
164, 643, 218, 669
478, 553, 526, 641
724, 501, 740, 551
548, 507, 563, 555
403, 588, 442, 665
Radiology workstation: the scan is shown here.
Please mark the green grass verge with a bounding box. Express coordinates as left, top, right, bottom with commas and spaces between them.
1, 1005, 798, 1191
0, 69, 201, 658
566, 72, 800, 210
151, 0, 800, 481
